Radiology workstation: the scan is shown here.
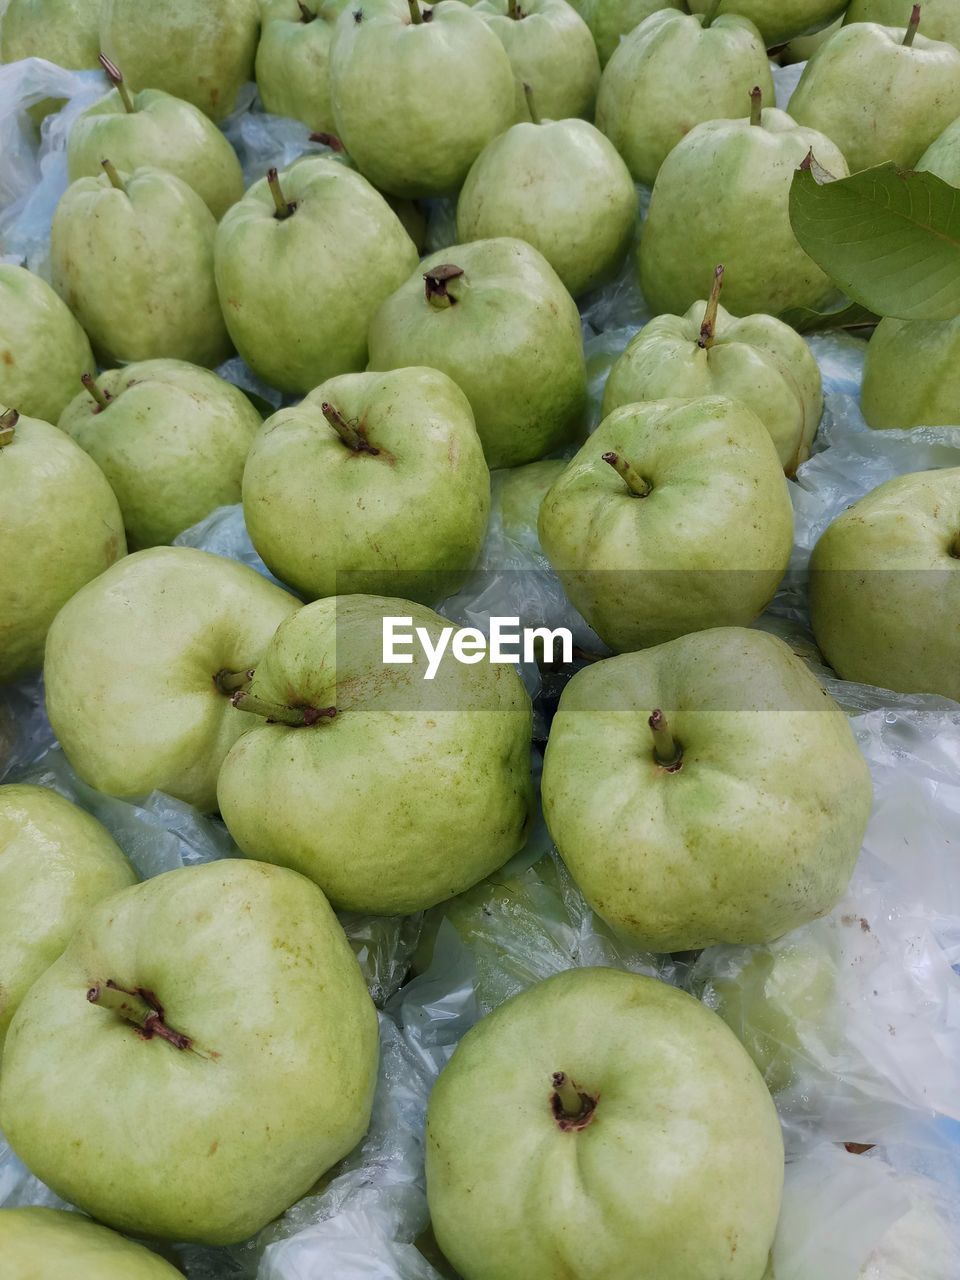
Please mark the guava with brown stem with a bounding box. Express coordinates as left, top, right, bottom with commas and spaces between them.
329, 0, 516, 197
51, 161, 231, 367
0, 407, 126, 684
368, 238, 588, 468
541, 627, 872, 951
456, 86, 637, 298
43, 546, 299, 810
639, 89, 849, 317
844, 0, 960, 51
214, 159, 419, 393
537, 395, 794, 652
216, 595, 534, 915
242, 366, 490, 604
472, 0, 600, 123
99, 0, 260, 121
603, 265, 823, 473
0, 263, 94, 423
790, 6, 960, 172
426, 966, 784, 1280
256, 0, 352, 133
595, 7, 774, 186
0, 860, 379, 1244
67, 56, 244, 220
58, 359, 262, 549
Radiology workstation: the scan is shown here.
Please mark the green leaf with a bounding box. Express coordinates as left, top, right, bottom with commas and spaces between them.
780, 298, 879, 334
789, 159, 960, 321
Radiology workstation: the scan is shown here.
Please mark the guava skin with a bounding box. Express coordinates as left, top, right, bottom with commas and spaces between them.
844, 0, 960, 51
0, 860, 379, 1245
0, 264, 94, 424
602, 296, 823, 474
0, 411, 126, 685
217, 596, 535, 916
50, 166, 231, 368
256, 0, 351, 134
43, 547, 299, 811
917, 115, 960, 186
456, 119, 638, 298
537, 396, 794, 653
215, 158, 419, 394
687, 0, 847, 46
0, 1208, 183, 1279
639, 108, 850, 318
541, 628, 873, 952
596, 10, 775, 186
426, 966, 785, 1280
566, 0, 683, 66
809, 469, 960, 702
242, 367, 490, 604
58, 359, 262, 549
99, 0, 261, 121
789, 23, 960, 173
0, 0, 99, 73
330, 0, 516, 197
368, 238, 588, 469
67, 87, 245, 220
0, 785, 137, 1048
860, 314, 960, 428
473, 0, 600, 123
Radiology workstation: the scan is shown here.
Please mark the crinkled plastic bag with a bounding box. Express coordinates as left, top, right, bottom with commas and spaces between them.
0, 58, 103, 269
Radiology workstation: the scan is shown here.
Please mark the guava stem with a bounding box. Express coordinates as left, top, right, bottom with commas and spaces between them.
101, 158, 126, 191
903, 3, 921, 45
508, 0, 523, 18
231, 689, 336, 727
602, 451, 652, 498
267, 167, 296, 220
701, 0, 723, 28
298, 1, 316, 19
698, 265, 725, 349
87, 980, 192, 1052
424, 264, 465, 309
81, 372, 112, 412
407, 0, 423, 22
749, 86, 763, 126
649, 709, 683, 770
98, 53, 135, 113
321, 401, 380, 455
0, 409, 18, 450
522, 82, 540, 124
551, 1072, 582, 1117
214, 667, 255, 694
309, 131, 345, 152
0, 407, 18, 447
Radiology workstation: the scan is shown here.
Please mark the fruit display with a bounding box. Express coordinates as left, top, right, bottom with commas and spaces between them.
1, 3, 959, 1276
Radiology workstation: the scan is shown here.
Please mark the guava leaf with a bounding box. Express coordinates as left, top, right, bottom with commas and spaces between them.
789, 159, 960, 321
780, 298, 878, 334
